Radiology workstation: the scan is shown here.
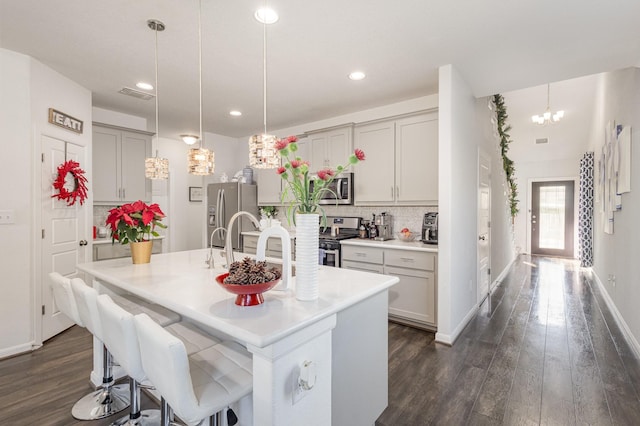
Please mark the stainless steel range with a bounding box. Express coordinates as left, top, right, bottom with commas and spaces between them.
318, 216, 362, 267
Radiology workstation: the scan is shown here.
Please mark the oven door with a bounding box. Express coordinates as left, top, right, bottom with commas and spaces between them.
319, 245, 340, 267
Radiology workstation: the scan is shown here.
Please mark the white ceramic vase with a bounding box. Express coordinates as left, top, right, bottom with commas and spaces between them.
295, 213, 319, 301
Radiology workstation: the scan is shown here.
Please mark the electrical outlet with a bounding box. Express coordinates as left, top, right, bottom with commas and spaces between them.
0, 210, 15, 224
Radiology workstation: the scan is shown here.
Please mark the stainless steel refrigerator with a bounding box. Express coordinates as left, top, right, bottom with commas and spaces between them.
207, 182, 259, 250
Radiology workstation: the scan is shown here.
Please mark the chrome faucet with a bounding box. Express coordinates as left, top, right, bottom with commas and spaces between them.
207, 227, 227, 269
225, 211, 261, 267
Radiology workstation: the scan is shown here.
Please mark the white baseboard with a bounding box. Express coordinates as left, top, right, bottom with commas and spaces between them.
435, 256, 517, 346
435, 305, 479, 345
590, 270, 640, 359
0, 341, 34, 359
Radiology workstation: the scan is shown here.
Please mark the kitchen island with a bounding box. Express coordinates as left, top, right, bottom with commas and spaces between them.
77, 248, 397, 426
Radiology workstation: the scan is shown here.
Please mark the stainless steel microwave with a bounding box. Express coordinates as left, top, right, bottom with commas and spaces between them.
310, 173, 354, 205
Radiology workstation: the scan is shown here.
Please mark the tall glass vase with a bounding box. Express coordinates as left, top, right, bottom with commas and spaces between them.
295, 213, 319, 301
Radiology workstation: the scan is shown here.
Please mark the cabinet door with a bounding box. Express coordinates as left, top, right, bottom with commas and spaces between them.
385, 265, 436, 326
309, 133, 327, 171
93, 127, 121, 203
353, 121, 395, 204
326, 128, 352, 169
256, 169, 282, 205
395, 113, 438, 204
121, 131, 151, 202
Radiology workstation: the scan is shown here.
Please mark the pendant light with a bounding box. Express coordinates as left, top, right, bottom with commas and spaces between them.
145, 19, 169, 180
248, 4, 279, 169
531, 83, 564, 125
188, 0, 215, 176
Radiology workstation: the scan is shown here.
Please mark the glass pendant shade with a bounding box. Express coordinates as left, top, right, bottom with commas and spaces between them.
249, 133, 279, 169
145, 151, 169, 179
188, 147, 214, 175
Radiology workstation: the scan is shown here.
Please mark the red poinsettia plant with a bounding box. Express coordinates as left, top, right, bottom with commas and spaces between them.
275, 136, 365, 222
106, 200, 167, 244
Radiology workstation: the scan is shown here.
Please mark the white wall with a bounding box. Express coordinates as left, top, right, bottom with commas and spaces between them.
588, 67, 640, 351
0, 49, 92, 357
0, 49, 33, 356
93, 106, 147, 132
476, 98, 517, 286
436, 65, 484, 344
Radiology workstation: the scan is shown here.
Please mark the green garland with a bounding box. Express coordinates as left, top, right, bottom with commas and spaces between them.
493, 94, 519, 218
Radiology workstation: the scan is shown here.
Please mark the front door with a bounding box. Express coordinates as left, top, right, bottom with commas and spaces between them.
477, 150, 491, 304
41, 135, 88, 341
531, 180, 575, 258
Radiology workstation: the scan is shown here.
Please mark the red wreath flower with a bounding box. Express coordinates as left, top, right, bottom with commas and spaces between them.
52, 160, 88, 206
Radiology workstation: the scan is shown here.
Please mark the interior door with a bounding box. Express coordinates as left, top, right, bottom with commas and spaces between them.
531, 180, 575, 257
41, 135, 87, 341
477, 150, 491, 304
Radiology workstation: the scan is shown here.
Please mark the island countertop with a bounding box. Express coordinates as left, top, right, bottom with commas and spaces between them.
76, 248, 397, 348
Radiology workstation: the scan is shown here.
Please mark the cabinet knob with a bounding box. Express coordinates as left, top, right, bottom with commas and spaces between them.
79, 239, 88, 246
478, 235, 486, 241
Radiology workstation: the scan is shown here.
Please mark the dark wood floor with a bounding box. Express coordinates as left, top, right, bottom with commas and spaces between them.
378, 255, 640, 425
2, 255, 640, 425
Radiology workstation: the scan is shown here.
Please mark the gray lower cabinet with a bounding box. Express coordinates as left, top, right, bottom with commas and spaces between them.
342, 245, 437, 329
93, 240, 163, 261
242, 234, 295, 260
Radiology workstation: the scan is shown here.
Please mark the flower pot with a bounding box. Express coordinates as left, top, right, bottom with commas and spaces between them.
130, 241, 153, 264
295, 213, 319, 301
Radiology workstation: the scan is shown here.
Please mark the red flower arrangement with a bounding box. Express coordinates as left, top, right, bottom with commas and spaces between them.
106, 200, 167, 244
51, 160, 88, 206
275, 135, 365, 221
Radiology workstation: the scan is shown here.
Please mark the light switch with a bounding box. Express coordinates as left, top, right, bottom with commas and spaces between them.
0, 210, 15, 224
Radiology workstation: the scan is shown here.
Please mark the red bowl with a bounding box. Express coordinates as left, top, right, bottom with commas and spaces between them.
215, 273, 280, 306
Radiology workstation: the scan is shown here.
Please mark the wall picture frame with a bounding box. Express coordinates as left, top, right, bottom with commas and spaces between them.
189, 186, 203, 202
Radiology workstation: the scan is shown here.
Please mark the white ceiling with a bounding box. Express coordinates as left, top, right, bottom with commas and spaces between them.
1, 0, 639, 139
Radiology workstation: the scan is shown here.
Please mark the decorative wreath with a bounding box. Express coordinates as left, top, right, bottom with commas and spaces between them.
52, 160, 88, 206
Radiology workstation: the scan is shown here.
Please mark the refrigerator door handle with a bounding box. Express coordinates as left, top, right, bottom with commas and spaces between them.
220, 189, 226, 229
216, 189, 222, 228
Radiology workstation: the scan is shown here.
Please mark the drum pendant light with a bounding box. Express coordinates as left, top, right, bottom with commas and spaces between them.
188, 0, 215, 176
145, 19, 169, 180
248, 3, 279, 169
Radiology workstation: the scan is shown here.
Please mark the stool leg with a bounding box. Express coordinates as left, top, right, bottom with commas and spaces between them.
71, 344, 130, 420
111, 377, 161, 425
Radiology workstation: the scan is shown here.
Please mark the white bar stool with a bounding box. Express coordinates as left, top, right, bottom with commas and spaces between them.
97, 294, 222, 426
134, 313, 253, 426
70, 278, 181, 421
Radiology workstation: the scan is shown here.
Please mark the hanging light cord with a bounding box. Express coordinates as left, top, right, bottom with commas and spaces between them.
262, 3, 268, 136
154, 23, 160, 148
198, 0, 203, 149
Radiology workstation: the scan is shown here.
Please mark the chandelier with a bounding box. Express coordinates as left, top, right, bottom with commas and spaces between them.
248, 5, 279, 169
531, 83, 564, 125
188, 0, 214, 176
144, 19, 169, 180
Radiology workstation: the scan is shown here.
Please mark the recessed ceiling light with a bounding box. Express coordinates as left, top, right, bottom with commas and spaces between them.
255, 7, 279, 24
348, 71, 366, 81
229, 110, 242, 117
136, 81, 154, 91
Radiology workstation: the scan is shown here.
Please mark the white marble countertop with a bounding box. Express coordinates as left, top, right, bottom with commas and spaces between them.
341, 238, 438, 253
241, 230, 296, 239
92, 235, 165, 245
77, 248, 397, 348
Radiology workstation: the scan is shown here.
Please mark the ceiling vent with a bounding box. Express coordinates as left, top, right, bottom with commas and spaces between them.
118, 87, 155, 101
535, 137, 549, 144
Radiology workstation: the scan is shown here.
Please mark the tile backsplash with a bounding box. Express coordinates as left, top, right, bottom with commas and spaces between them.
268, 205, 437, 234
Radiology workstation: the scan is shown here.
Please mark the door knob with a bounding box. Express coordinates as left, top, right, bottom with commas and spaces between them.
79, 239, 88, 246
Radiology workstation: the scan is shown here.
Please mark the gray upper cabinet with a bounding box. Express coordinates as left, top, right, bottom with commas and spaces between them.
93, 123, 152, 204
354, 111, 438, 206
307, 124, 353, 172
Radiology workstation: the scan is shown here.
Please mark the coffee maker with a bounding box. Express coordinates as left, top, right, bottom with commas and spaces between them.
374, 212, 393, 241
422, 212, 438, 244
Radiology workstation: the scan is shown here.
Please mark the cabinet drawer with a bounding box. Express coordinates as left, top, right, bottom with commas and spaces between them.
243, 236, 258, 250
267, 238, 284, 252
385, 250, 435, 271
93, 240, 162, 261
342, 260, 384, 274
342, 245, 383, 264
